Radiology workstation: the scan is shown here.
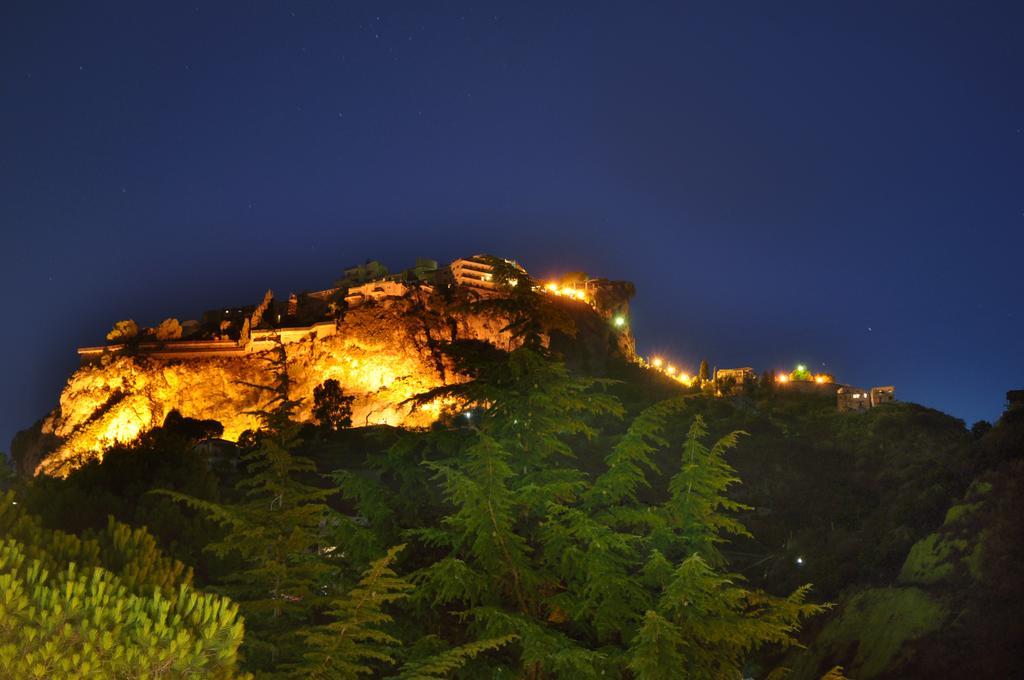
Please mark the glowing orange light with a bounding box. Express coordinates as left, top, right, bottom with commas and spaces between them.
777, 374, 789, 383
652, 357, 664, 368
666, 365, 676, 375
541, 279, 591, 304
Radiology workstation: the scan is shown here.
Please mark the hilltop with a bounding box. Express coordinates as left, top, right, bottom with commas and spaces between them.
15, 255, 636, 477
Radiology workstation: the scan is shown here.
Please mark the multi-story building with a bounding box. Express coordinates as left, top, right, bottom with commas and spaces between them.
449, 255, 526, 293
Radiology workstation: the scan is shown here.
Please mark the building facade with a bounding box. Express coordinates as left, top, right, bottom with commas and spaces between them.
715, 367, 757, 384
450, 255, 526, 293
715, 367, 757, 395
837, 386, 872, 413
344, 280, 410, 308
870, 386, 896, 407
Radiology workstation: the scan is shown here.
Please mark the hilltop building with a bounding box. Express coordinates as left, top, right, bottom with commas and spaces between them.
450, 255, 526, 293
837, 385, 896, 412
715, 367, 756, 395
78, 254, 534, 365
870, 386, 896, 407
341, 260, 389, 285
344, 280, 412, 308
716, 367, 755, 383
715, 367, 756, 383
401, 258, 440, 282
837, 386, 871, 413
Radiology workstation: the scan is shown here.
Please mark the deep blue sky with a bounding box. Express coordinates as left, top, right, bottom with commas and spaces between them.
2, 2, 1022, 450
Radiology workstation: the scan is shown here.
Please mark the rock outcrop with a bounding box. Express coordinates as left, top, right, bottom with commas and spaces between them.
29, 288, 633, 477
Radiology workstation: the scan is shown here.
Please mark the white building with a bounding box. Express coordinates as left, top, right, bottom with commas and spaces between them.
449, 255, 526, 293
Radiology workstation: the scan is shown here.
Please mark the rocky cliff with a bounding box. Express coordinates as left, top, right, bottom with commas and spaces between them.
26, 287, 634, 477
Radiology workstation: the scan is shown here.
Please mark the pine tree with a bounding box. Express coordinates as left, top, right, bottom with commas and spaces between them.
627, 416, 826, 679
663, 417, 752, 561
406, 347, 622, 678
338, 349, 824, 678
157, 338, 333, 668
626, 610, 686, 680
0, 492, 245, 679
389, 634, 517, 679
294, 545, 413, 678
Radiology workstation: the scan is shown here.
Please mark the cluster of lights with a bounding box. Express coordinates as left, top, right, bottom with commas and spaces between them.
649, 356, 693, 385
540, 280, 628, 330
542, 282, 589, 302
774, 364, 833, 384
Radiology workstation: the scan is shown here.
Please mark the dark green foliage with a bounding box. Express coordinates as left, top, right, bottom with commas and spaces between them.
382, 348, 821, 677
389, 634, 517, 679
18, 414, 229, 579
0, 490, 191, 595
0, 455, 12, 491
294, 544, 413, 678
313, 378, 355, 431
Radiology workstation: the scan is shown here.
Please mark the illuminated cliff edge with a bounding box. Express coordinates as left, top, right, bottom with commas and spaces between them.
32, 256, 636, 477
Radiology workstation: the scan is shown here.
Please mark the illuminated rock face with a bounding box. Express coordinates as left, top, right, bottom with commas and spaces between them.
35, 296, 524, 477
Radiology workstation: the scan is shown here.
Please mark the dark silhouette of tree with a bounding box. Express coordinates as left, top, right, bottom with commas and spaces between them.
699, 359, 710, 382
0, 453, 13, 491
313, 378, 355, 431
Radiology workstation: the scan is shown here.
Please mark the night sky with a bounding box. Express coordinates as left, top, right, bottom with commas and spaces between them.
2, 2, 1022, 451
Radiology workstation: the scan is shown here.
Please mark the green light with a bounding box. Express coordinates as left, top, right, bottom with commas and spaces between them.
613, 315, 626, 327
796, 364, 806, 372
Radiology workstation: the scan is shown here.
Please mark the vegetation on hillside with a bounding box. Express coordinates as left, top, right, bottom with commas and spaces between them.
3, 285, 1021, 677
